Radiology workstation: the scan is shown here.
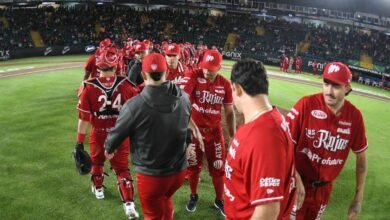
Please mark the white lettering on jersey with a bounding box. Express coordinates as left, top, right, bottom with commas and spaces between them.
192, 103, 220, 115
260, 178, 281, 187
224, 184, 235, 202
215, 89, 225, 94
313, 129, 349, 152
311, 110, 327, 119
199, 91, 224, 104
229, 147, 236, 159
225, 161, 233, 180
300, 148, 344, 165
337, 128, 350, 135
305, 128, 316, 139
171, 76, 184, 85
338, 121, 352, 126
215, 142, 223, 159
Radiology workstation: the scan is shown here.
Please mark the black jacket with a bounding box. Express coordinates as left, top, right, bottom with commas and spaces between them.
104, 81, 191, 176
127, 60, 143, 86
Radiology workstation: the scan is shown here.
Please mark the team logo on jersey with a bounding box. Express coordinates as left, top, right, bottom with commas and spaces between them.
197, 77, 207, 84
199, 91, 224, 104
311, 110, 327, 119
313, 129, 349, 152
266, 189, 275, 194
259, 178, 280, 187
213, 160, 223, 169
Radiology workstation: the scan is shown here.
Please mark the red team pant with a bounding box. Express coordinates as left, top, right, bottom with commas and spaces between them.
136, 170, 186, 220
187, 126, 225, 200
292, 181, 333, 220
89, 128, 134, 201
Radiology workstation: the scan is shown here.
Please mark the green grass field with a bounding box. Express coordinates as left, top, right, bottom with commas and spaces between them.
0, 56, 389, 219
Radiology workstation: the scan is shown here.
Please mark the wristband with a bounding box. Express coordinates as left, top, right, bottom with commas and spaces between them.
77, 133, 86, 143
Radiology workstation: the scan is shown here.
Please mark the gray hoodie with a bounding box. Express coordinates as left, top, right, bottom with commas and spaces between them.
104, 81, 191, 176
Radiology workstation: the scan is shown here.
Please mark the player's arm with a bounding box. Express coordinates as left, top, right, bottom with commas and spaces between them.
83, 71, 91, 80
250, 202, 280, 220
348, 151, 367, 220
224, 104, 236, 137
189, 118, 204, 152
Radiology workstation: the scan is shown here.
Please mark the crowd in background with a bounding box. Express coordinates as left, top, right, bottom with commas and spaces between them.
0, 5, 389, 68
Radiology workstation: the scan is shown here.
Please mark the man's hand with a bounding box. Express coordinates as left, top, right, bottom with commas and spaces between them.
104, 150, 116, 160
348, 200, 362, 220
295, 172, 305, 210
192, 127, 204, 152
186, 143, 196, 161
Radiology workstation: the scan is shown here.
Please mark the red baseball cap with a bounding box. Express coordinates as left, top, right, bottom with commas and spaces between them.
142, 53, 167, 73
200, 50, 222, 72
134, 42, 148, 52
322, 62, 352, 86
165, 43, 180, 56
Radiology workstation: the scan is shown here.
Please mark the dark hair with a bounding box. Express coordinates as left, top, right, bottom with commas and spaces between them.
150, 72, 164, 81
230, 59, 268, 96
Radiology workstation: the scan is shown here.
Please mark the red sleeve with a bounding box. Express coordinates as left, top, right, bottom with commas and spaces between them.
351, 110, 368, 153
85, 55, 95, 72
224, 79, 233, 105
242, 128, 287, 205
77, 85, 91, 121
285, 97, 306, 144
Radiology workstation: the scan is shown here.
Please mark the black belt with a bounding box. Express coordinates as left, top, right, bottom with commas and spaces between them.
311, 181, 329, 188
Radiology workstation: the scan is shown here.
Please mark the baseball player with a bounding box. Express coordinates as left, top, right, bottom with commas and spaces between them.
183, 49, 236, 216
75, 46, 139, 219
286, 62, 368, 220
104, 53, 194, 220
84, 38, 112, 80
127, 42, 149, 86
295, 56, 302, 74
224, 59, 296, 220
164, 43, 187, 87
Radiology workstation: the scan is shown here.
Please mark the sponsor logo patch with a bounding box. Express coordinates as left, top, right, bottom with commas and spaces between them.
311, 110, 327, 119
213, 160, 223, 169
197, 77, 207, 84
85, 45, 96, 53
259, 177, 280, 187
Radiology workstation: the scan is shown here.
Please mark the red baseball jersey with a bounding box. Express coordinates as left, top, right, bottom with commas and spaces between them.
85, 54, 99, 78
166, 61, 187, 88
77, 76, 139, 129
224, 108, 296, 220
183, 69, 233, 128
286, 93, 368, 182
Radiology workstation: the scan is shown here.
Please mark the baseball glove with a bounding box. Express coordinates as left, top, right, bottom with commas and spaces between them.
72, 142, 92, 175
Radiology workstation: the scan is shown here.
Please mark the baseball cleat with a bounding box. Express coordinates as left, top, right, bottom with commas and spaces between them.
91, 185, 104, 199
214, 199, 226, 217
123, 202, 139, 220
186, 194, 198, 212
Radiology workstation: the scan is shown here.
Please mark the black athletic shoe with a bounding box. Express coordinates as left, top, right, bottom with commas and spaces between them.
214, 199, 226, 217
186, 194, 199, 212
